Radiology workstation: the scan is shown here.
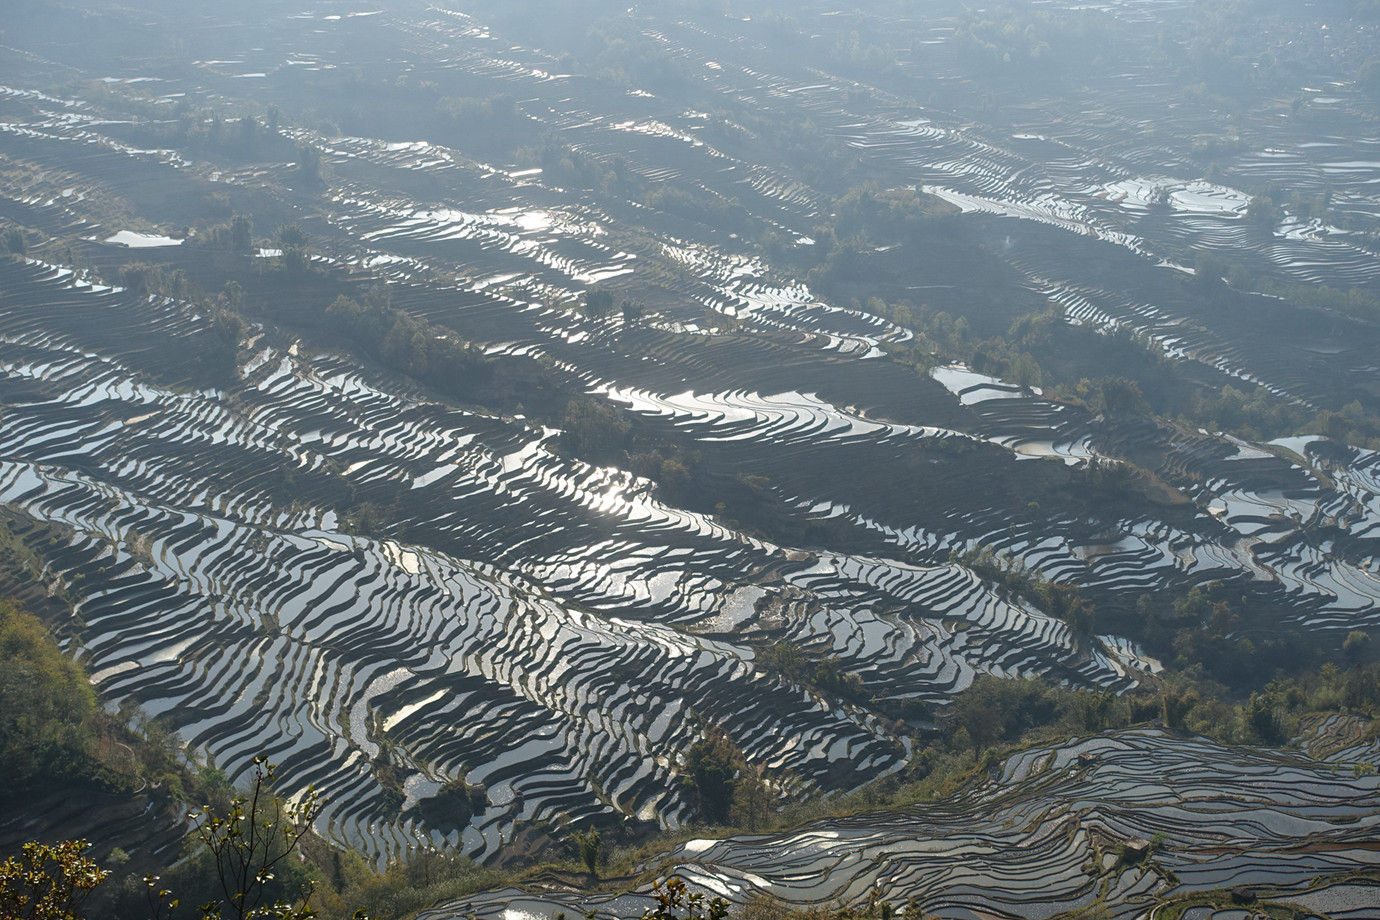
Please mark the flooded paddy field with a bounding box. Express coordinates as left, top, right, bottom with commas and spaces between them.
2, 0, 1380, 895
424, 716, 1380, 919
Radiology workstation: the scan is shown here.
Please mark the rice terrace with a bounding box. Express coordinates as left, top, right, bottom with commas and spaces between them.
2, 2, 1380, 919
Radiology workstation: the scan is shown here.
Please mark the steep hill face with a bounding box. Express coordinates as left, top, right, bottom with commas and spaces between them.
1, 0, 1379, 866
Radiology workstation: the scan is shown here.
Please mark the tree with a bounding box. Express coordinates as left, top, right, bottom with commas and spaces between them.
1096, 377, 1146, 417
230, 215, 254, 252
684, 735, 740, 824
4, 227, 26, 256
1161, 686, 1198, 730
643, 876, 729, 920
0, 840, 108, 920
295, 143, 325, 188
277, 225, 310, 274
1244, 691, 1283, 745
187, 755, 323, 920
560, 397, 631, 461
1245, 194, 1280, 233
583, 288, 615, 320
571, 828, 601, 880
277, 224, 309, 252
946, 676, 1064, 754
222, 281, 245, 311
1343, 630, 1371, 664
1193, 250, 1226, 290
0, 599, 98, 788
729, 766, 770, 832
1008, 352, 1042, 389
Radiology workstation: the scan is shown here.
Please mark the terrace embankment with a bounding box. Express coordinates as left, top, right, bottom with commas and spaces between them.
0, 256, 1137, 861
1, 0, 1380, 875
421, 718, 1380, 920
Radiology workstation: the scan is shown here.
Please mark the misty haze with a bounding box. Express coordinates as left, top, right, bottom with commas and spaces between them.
1, 2, 1379, 919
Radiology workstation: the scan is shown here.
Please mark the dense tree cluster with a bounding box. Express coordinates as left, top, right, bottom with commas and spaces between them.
434, 93, 518, 127
757, 640, 866, 703
952, 546, 1096, 638
683, 732, 770, 830
0, 599, 97, 791
560, 396, 633, 462
122, 108, 294, 162
325, 294, 493, 395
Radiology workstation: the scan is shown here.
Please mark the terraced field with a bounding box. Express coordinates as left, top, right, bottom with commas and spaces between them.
0, 256, 1111, 859
424, 716, 1380, 920
2, 0, 1380, 882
